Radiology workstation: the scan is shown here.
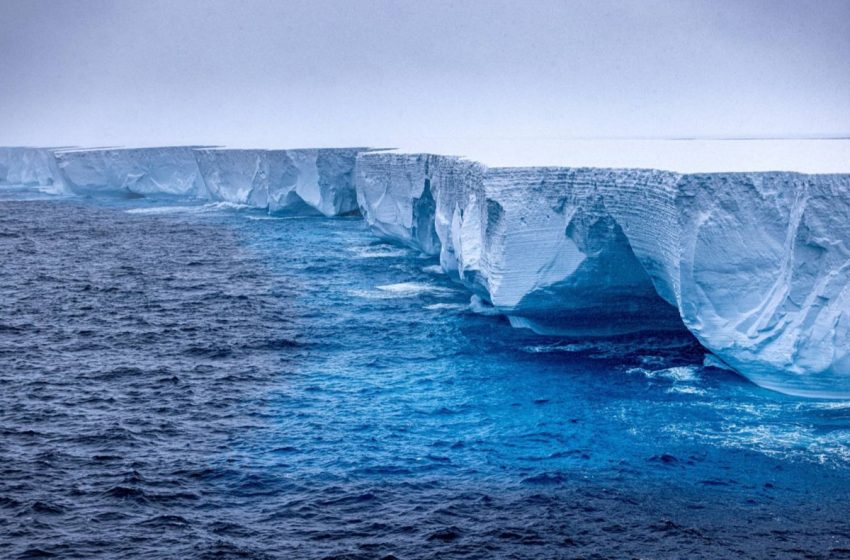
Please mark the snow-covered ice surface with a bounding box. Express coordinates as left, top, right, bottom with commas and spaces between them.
384, 137, 850, 173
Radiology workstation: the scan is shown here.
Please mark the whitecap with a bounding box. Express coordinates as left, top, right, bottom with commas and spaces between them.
376, 282, 457, 296
125, 201, 255, 215
424, 303, 467, 311
634, 365, 701, 383
125, 205, 203, 215
347, 246, 411, 259
349, 282, 458, 300
666, 385, 707, 396
200, 201, 254, 212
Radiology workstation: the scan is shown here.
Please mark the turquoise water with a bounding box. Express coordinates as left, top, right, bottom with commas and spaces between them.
1, 193, 850, 558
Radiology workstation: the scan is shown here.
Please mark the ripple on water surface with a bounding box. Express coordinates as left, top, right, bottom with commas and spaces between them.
1, 197, 850, 559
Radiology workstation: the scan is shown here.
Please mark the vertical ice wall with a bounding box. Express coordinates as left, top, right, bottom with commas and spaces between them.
193, 149, 298, 210
295, 148, 365, 216
478, 168, 685, 335
354, 153, 443, 254
668, 173, 850, 397
355, 152, 850, 397
194, 148, 366, 216
0, 147, 66, 193
54, 147, 209, 197
2, 144, 848, 396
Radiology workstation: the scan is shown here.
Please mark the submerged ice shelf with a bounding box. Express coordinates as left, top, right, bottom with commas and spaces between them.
2, 144, 849, 398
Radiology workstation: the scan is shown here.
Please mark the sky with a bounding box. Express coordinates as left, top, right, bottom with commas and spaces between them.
1, 0, 849, 165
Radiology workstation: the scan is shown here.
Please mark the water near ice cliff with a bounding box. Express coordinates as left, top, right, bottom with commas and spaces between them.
2, 192, 850, 559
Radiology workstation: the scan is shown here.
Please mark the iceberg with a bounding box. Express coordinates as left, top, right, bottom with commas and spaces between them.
355, 152, 850, 397
194, 148, 366, 216
55, 147, 209, 198
0, 147, 66, 193
1, 143, 848, 396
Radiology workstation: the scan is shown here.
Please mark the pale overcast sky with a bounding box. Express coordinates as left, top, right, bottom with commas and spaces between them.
1, 0, 849, 151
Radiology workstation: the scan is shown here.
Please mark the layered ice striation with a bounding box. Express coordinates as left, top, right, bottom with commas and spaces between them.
0, 147, 67, 193
355, 153, 850, 397
474, 167, 685, 336
55, 147, 209, 198
194, 148, 365, 216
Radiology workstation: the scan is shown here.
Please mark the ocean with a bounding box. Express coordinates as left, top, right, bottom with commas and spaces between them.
1, 192, 849, 559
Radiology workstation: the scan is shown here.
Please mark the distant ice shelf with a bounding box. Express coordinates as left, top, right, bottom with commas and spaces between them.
55, 147, 210, 198
2, 144, 849, 398
48, 146, 367, 216
194, 148, 366, 216
0, 147, 67, 193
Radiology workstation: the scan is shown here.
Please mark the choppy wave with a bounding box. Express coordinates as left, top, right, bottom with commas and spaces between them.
346, 245, 412, 259
126, 201, 254, 215
424, 303, 468, 311
349, 281, 459, 300
3, 197, 850, 559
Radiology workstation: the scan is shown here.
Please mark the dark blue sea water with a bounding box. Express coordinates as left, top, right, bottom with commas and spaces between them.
2, 192, 850, 559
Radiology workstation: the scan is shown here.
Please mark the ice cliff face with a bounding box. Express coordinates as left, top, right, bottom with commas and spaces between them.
1, 144, 847, 396
194, 148, 365, 216
667, 173, 850, 397
55, 147, 209, 198
356, 153, 850, 397
356, 158, 684, 335
0, 147, 66, 193
356, 153, 465, 255
475, 167, 686, 336
51, 146, 365, 215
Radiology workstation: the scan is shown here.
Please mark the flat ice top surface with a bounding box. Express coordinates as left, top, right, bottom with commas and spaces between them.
8, 139, 849, 174
381, 138, 850, 173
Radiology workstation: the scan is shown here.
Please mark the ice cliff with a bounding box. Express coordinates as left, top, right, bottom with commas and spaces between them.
50, 146, 366, 215
0, 147, 66, 193
194, 148, 365, 216
55, 147, 209, 198
1, 144, 847, 396
355, 153, 850, 398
